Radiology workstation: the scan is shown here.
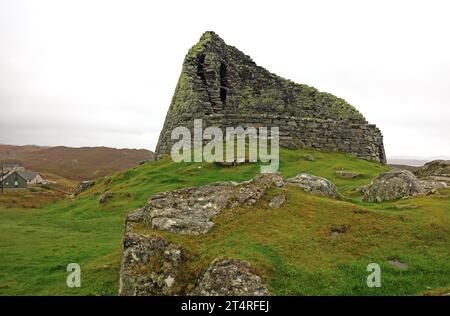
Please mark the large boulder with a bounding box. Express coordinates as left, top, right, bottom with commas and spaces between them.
191, 258, 270, 296
362, 170, 426, 203
286, 173, 342, 199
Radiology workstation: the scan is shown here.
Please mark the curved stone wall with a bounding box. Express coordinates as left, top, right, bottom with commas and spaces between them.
155, 31, 386, 164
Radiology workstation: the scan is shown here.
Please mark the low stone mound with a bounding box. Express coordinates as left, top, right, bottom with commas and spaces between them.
142, 172, 284, 235
336, 170, 361, 179
362, 170, 426, 203
191, 258, 270, 296
286, 173, 342, 199
414, 160, 450, 192
415, 160, 450, 178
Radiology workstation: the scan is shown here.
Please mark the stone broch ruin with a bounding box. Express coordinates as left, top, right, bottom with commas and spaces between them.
155, 31, 386, 163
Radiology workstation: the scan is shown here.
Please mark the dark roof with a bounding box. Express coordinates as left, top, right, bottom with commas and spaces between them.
16, 171, 40, 181
2, 171, 27, 181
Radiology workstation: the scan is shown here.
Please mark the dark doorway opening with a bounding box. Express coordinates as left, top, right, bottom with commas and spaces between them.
197, 54, 206, 83
220, 62, 228, 105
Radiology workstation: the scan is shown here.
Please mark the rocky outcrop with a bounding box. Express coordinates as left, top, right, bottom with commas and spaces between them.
119, 207, 271, 296
286, 173, 342, 199
362, 170, 426, 203
155, 31, 386, 164
419, 178, 448, 191
414, 160, 450, 191
415, 160, 450, 178
140, 172, 340, 235
119, 171, 343, 296
119, 233, 185, 296
191, 258, 270, 296
142, 172, 284, 235
73, 180, 94, 196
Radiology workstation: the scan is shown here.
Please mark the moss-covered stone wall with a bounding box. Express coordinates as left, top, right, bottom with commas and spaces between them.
155, 31, 386, 163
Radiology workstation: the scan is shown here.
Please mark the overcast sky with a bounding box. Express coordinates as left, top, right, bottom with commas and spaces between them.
1, 0, 449, 158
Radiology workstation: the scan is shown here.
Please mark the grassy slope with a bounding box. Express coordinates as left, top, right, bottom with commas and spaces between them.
0, 148, 449, 295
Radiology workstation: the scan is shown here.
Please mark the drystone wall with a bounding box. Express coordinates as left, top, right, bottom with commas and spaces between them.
155, 31, 386, 163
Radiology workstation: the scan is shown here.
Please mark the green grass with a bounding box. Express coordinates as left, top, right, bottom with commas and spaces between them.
0, 148, 449, 295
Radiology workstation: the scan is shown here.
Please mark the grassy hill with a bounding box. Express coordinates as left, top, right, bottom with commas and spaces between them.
0, 148, 449, 295
0, 144, 154, 181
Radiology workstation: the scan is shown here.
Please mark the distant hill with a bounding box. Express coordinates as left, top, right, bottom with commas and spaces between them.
0, 144, 154, 181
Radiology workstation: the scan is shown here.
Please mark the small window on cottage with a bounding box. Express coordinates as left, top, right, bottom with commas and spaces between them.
15, 181, 18, 187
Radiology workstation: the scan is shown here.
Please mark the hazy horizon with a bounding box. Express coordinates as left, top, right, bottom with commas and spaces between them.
1, 0, 449, 157
2, 142, 450, 164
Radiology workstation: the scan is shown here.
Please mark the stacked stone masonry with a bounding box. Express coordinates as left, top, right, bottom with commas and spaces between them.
155, 31, 386, 164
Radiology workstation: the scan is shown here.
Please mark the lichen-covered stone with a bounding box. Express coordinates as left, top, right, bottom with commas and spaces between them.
142, 172, 284, 235
362, 170, 426, 203
99, 191, 114, 204
118, 233, 184, 296
73, 180, 94, 196
118, 171, 345, 296
286, 173, 342, 199
304, 154, 315, 161
414, 160, 450, 191
269, 194, 286, 209
155, 31, 386, 164
415, 160, 450, 178
191, 258, 270, 296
